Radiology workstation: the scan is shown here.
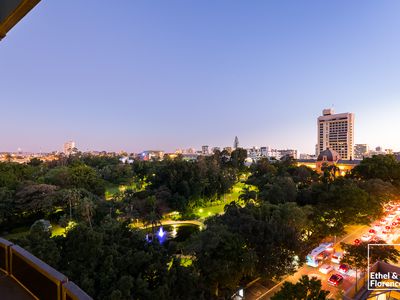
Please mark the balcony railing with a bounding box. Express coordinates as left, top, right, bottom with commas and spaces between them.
0, 237, 92, 300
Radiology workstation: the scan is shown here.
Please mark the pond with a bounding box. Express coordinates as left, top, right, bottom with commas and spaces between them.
145, 224, 200, 244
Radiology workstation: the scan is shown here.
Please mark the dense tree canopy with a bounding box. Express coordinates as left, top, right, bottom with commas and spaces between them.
1, 153, 400, 299
271, 275, 330, 300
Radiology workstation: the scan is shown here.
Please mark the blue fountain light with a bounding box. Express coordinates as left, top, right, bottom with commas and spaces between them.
158, 226, 165, 238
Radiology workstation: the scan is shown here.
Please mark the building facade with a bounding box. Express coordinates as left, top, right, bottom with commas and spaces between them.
139, 150, 164, 161
201, 145, 209, 155
63, 141, 76, 155
354, 144, 369, 159
317, 108, 355, 160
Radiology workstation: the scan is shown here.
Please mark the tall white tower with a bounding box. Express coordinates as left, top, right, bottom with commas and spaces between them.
63, 141, 76, 155
317, 109, 354, 160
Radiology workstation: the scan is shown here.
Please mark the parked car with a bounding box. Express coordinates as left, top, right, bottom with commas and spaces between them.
331, 252, 342, 264
328, 274, 344, 286
319, 264, 334, 274
338, 264, 349, 274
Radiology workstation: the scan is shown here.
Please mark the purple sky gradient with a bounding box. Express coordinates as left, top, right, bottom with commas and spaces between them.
1, 1, 400, 153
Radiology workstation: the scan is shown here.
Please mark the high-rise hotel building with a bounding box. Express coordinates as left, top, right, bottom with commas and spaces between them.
317, 109, 354, 160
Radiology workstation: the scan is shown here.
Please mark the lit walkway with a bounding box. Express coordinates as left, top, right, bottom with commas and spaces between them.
0, 271, 34, 300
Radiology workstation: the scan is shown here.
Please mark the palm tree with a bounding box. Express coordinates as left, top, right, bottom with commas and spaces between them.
143, 196, 162, 236
144, 211, 162, 235
239, 186, 257, 204
78, 197, 95, 229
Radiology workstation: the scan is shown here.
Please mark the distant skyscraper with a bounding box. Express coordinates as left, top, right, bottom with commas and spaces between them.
201, 145, 209, 155
317, 109, 354, 160
63, 141, 76, 155
354, 144, 369, 159
234, 136, 239, 149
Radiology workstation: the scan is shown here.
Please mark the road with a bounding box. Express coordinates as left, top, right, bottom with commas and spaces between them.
245, 224, 369, 300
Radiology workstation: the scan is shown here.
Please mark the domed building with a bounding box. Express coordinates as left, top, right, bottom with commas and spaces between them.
316, 148, 341, 172
298, 148, 360, 176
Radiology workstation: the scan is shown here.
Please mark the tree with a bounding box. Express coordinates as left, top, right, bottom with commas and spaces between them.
14, 184, 58, 215
143, 196, 162, 235
187, 224, 256, 299
14, 220, 61, 268
28, 157, 43, 167
238, 186, 257, 204
263, 177, 297, 204
210, 202, 308, 281
77, 197, 96, 229
0, 187, 14, 224
271, 275, 330, 300
352, 155, 400, 183
230, 148, 248, 170
68, 165, 106, 196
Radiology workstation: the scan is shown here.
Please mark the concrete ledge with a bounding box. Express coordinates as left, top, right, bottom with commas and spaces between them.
63, 281, 92, 300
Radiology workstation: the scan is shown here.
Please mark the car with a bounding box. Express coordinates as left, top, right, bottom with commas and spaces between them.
328, 274, 344, 286
361, 234, 372, 242
369, 229, 377, 234
385, 225, 392, 230
372, 224, 382, 230
380, 219, 387, 225
377, 233, 388, 242
385, 215, 393, 221
393, 222, 398, 226
331, 252, 342, 264
396, 217, 400, 222
319, 264, 334, 274
354, 239, 361, 245
338, 264, 349, 274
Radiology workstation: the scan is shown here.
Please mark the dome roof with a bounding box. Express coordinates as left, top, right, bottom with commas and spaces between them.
317, 148, 341, 162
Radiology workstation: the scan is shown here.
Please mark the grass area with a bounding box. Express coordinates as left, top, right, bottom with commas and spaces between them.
105, 185, 121, 200
195, 205, 226, 218
105, 179, 149, 200
180, 257, 193, 267
105, 182, 139, 200
194, 181, 257, 219
51, 224, 66, 237
3, 223, 67, 240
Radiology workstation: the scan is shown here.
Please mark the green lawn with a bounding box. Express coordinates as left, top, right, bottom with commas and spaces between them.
194, 181, 257, 219
105, 180, 148, 200
105, 185, 121, 200
3, 223, 67, 240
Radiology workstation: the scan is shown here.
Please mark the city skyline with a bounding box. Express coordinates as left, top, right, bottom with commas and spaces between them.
0, 111, 399, 154
1, 1, 400, 153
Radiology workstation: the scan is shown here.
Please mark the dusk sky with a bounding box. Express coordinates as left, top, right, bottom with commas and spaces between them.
1, 1, 400, 154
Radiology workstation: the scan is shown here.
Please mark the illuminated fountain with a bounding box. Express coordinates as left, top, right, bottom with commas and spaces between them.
157, 226, 167, 244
